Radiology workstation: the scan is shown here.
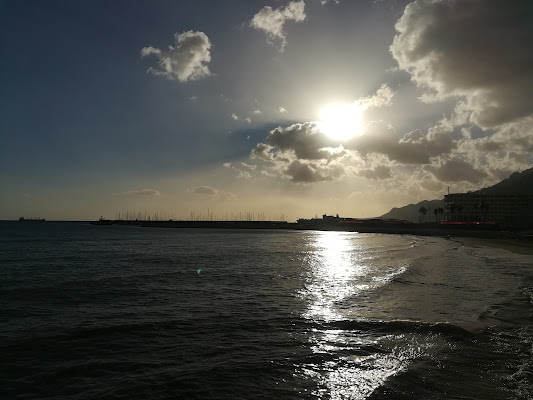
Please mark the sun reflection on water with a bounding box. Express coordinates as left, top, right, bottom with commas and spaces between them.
301, 231, 368, 322
297, 231, 422, 399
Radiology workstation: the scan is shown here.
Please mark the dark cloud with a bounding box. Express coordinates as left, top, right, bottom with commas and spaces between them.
471, 138, 504, 153
251, 126, 346, 183
284, 161, 320, 183
508, 152, 530, 164
509, 136, 533, 153
391, 0, 533, 128
347, 121, 430, 164
262, 122, 343, 161
284, 160, 344, 183
344, 121, 458, 164
141, 31, 212, 82
425, 158, 487, 184
252, 118, 462, 184
424, 125, 457, 157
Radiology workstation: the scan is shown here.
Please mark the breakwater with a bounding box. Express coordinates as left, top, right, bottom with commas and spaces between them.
89, 217, 523, 239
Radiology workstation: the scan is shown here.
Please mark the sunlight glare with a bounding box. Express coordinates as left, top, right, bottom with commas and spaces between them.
302, 232, 365, 322
317, 103, 364, 141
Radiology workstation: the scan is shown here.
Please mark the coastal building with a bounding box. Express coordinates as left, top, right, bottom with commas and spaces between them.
444, 193, 533, 228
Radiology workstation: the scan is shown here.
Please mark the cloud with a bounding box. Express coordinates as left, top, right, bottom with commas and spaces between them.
456, 116, 533, 174
141, 31, 212, 82
250, 0, 306, 51
463, 117, 533, 155
250, 117, 461, 185
250, 122, 348, 183
424, 123, 457, 157
357, 84, 394, 110
251, 143, 276, 162
253, 109, 262, 115
284, 160, 345, 183
190, 186, 217, 195
223, 162, 254, 179
119, 188, 161, 196
342, 119, 458, 165
358, 165, 392, 180
347, 121, 430, 164
424, 158, 487, 184
261, 122, 343, 161
419, 176, 445, 193
390, 0, 533, 128
188, 186, 237, 200
231, 113, 239, 120
278, 107, 288, 113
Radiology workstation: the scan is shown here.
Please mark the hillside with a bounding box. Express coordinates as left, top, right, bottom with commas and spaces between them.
380, 199, 445, 222
477, 166, 533, 195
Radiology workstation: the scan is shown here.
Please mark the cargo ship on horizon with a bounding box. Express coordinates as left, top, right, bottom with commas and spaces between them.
18, 217, 45, 222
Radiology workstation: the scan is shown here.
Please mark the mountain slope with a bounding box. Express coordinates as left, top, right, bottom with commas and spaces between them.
380, 199, 444, 222
477, 166, 533, 195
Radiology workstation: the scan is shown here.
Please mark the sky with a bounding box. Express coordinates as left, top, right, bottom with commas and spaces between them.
1, 0, 532, 221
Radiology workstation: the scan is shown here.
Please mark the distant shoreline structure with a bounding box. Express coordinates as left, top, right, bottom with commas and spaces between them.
18, 217, 45, 222
92, 217, 291, 229
89, 214, 523, 239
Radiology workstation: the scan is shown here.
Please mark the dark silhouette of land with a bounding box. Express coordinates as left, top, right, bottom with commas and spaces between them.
381, 167, 533, 228
92, 167, 533, 239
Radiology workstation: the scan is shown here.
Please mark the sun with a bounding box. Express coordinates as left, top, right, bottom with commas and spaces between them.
317, 102, 364, 141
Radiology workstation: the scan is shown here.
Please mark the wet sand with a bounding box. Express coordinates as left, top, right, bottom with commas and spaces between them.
455, 236, 533, 255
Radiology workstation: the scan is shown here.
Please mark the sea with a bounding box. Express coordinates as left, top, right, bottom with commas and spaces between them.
1, 222, 532, 400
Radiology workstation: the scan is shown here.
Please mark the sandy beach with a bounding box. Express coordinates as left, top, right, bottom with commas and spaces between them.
455, 236, 533, 255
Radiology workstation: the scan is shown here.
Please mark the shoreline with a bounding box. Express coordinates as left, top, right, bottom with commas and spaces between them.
453, 236, 533, 256
8, 219, 532, 255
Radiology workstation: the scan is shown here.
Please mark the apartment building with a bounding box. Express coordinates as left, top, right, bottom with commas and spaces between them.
444, 193, 533, 228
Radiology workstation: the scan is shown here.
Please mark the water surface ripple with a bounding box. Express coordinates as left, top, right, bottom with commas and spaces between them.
1, 222, 532, 399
